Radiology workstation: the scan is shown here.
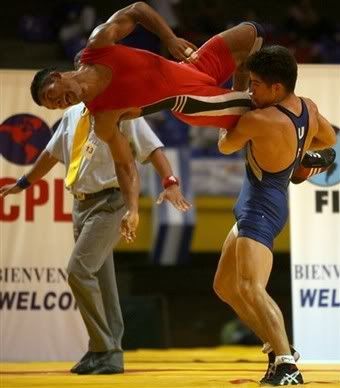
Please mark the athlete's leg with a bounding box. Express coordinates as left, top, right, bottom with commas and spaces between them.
219, 23, 264, 90
213, 226, 271, 344
214, 228, 303, 384
235, 236, 291, 356
218, 22, 264, 68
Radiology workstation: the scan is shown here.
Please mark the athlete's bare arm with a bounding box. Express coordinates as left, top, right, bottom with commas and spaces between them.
87, 1, 196, 61
148, 148, 192, 212
218, 111, 260, 154
218, 109, 295, 172
94, 110, 140, 241
308, 113, 337, 150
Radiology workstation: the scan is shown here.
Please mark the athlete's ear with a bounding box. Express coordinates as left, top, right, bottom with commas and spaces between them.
273, 83, 284, 94
49, 71, 62, 81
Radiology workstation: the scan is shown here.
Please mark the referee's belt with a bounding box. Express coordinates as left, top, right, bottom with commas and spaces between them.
73, 187, 120, 201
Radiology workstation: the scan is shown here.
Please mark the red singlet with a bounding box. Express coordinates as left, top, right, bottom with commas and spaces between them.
81, 36, 251, 129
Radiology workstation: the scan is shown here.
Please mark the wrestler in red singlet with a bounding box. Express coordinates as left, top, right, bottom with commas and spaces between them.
81, 35, 251, 129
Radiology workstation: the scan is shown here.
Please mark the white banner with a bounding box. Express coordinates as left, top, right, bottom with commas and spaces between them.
290, 65, 340, 362
0, 70, 87, 361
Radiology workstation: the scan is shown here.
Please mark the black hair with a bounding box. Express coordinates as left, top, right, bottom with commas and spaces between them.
30, 67, 56, 106
246, 45, 298, 93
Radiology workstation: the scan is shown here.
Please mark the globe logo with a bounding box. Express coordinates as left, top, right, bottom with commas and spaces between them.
0, 114, 52, 165
309, 126, 340, 187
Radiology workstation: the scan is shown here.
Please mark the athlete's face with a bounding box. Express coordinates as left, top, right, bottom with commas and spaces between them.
249, 73, 279, 108
40, 72, 82, 110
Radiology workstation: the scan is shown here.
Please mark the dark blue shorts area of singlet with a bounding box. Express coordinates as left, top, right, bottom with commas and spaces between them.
233, 175, 289, 251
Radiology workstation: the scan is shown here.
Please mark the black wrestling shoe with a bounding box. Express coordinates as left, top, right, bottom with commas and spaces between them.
70, 351, 93, 373
301, 148, 336, 168
291, 148, 336, 184
264, 363, 304, 386
260, 350, 276, 384
260, 346, 300, 384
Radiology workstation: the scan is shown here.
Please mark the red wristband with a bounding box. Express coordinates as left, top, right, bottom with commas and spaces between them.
162, 175, 179, 189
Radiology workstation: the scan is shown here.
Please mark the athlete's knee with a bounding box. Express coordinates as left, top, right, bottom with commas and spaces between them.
219, 22, 265, 66
213, 282, 229, 303
213, 275, 237, 304
241, 21, 265, 41
238, 279, 267, 305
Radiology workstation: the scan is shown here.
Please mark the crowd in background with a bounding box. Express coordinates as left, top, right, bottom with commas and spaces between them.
16, 0, 340, 63
11, 0, 339, 196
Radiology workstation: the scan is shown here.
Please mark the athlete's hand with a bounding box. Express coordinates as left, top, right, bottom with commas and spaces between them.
156, 185, 192, 212
219, 128, 228, 140
120, 209, 139, 243
0, 183, 23, 197
165, 37, 198, 62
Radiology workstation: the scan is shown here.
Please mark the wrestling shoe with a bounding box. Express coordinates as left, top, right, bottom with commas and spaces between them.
291, 148, 336, 184
264, 363, 304, 385
260, 346, 300, 384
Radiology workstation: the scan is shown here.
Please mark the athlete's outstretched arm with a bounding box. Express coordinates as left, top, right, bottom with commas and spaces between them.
87, 2, 197, 61
308, 113, 337, 150
148, 148, 192, 212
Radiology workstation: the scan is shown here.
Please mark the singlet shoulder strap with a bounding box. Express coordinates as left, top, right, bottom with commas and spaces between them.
275, 98, 309, 165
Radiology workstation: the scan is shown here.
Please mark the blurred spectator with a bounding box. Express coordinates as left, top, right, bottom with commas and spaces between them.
175, 0, 227, 46
148, 0, 181, 31
120, 1, 167, 54
11, 1, 340, 68
146, 111, 189, 147
54, 1, 98, 60
18, 14, 54, 42
285, 0, 320, 41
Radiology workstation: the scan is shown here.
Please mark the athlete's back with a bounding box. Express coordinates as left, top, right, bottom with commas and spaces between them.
249, 96, 319, 177
233, 96, 312, 250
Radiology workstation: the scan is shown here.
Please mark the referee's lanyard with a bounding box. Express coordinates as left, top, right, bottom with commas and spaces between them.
65, 108, 90, 188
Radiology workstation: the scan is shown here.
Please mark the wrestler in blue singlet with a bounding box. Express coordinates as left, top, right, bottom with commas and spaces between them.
234, 98, 309, 250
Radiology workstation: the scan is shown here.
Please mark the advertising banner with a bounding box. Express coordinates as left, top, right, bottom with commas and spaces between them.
289, 65, 340, 362
0, 70, 87, 361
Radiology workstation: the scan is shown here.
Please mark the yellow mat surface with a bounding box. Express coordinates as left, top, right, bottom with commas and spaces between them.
1, 346, 339, 388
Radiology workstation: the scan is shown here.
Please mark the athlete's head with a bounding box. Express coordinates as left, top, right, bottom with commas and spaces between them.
31, 68, 83, 109
246, 45, 298, 108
